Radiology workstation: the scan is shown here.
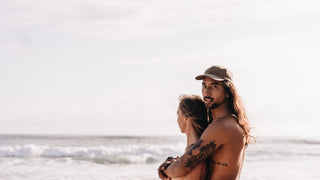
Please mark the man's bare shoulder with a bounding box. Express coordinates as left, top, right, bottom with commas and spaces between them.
205, 115, 245, 140
208, 115, 239, 129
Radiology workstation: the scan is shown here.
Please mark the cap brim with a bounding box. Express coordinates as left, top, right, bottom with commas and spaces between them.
195, 74, 225, 81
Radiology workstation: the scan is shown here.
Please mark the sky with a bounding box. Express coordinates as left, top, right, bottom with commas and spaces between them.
1, 0, 320, 137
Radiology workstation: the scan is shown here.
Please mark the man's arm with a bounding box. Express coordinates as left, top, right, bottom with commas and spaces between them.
162, 122, 225, 178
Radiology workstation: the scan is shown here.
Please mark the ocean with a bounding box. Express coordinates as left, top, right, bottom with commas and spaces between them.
0, 135, 319, 180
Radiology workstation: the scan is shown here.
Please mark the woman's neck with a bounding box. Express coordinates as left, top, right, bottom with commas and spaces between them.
185, 121, 200, 147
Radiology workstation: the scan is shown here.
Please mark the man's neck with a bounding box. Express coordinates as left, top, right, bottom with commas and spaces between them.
210, 103, 231, 120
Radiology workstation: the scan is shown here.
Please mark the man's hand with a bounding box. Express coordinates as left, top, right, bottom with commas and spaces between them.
157, 156, 178, 179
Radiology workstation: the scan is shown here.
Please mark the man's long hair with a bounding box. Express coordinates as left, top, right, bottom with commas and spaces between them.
223, 80, 254, 144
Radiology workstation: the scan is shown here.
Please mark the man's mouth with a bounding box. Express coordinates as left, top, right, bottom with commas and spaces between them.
204, 97, 213, 104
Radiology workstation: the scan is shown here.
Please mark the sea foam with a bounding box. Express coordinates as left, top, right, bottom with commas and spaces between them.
0, 143, 185, 164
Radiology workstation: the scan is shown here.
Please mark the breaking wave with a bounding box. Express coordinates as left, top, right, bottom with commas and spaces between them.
0, 143, 185, 164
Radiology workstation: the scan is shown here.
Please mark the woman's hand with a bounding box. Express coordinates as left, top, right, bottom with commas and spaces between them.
158, 156, 178, 179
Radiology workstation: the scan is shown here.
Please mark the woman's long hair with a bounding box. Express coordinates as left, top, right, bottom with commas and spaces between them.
179, 95, 208, 137
223, 80, 254, 144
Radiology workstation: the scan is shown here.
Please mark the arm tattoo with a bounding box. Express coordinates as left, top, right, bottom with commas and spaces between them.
184, 139, 217, 168
186, 139, 203, 155
164, 139, 217, 177
212, 160, 228, 167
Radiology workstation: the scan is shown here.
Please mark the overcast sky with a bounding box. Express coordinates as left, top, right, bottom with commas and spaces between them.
1, 0, 320, 137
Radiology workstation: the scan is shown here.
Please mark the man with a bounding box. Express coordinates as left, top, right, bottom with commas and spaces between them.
158, 65, 252, 180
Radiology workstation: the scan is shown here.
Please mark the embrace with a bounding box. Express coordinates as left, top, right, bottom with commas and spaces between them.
158, 65, 253, 180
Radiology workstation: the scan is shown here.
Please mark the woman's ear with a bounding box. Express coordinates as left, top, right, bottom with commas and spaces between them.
184, 116, 189, 122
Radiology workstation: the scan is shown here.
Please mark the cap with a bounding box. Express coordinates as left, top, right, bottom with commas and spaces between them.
195, 65, 233, 82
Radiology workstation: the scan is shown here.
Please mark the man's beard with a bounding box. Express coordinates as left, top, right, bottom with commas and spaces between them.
206, 102, 221, 110
205, 98, 227, 110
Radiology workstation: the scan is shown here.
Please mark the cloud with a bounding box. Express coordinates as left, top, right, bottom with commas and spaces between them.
2, 0, 319, 38
1, 0, 320, 136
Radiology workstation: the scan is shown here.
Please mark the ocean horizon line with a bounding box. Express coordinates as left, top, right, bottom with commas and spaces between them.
1, 133, 319, 140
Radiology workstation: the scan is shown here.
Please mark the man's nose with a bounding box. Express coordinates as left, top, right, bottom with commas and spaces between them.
203, 87, 211, 96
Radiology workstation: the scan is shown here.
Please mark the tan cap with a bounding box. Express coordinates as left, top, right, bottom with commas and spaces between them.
195, 65, 233, 82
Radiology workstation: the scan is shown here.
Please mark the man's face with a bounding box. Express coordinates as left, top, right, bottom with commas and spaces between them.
201, 77, 227, 109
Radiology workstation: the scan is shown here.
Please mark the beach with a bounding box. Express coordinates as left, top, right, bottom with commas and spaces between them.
0, 135, 319, 180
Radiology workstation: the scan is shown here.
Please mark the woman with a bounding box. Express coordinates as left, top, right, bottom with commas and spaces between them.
165, 95, 211, 180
